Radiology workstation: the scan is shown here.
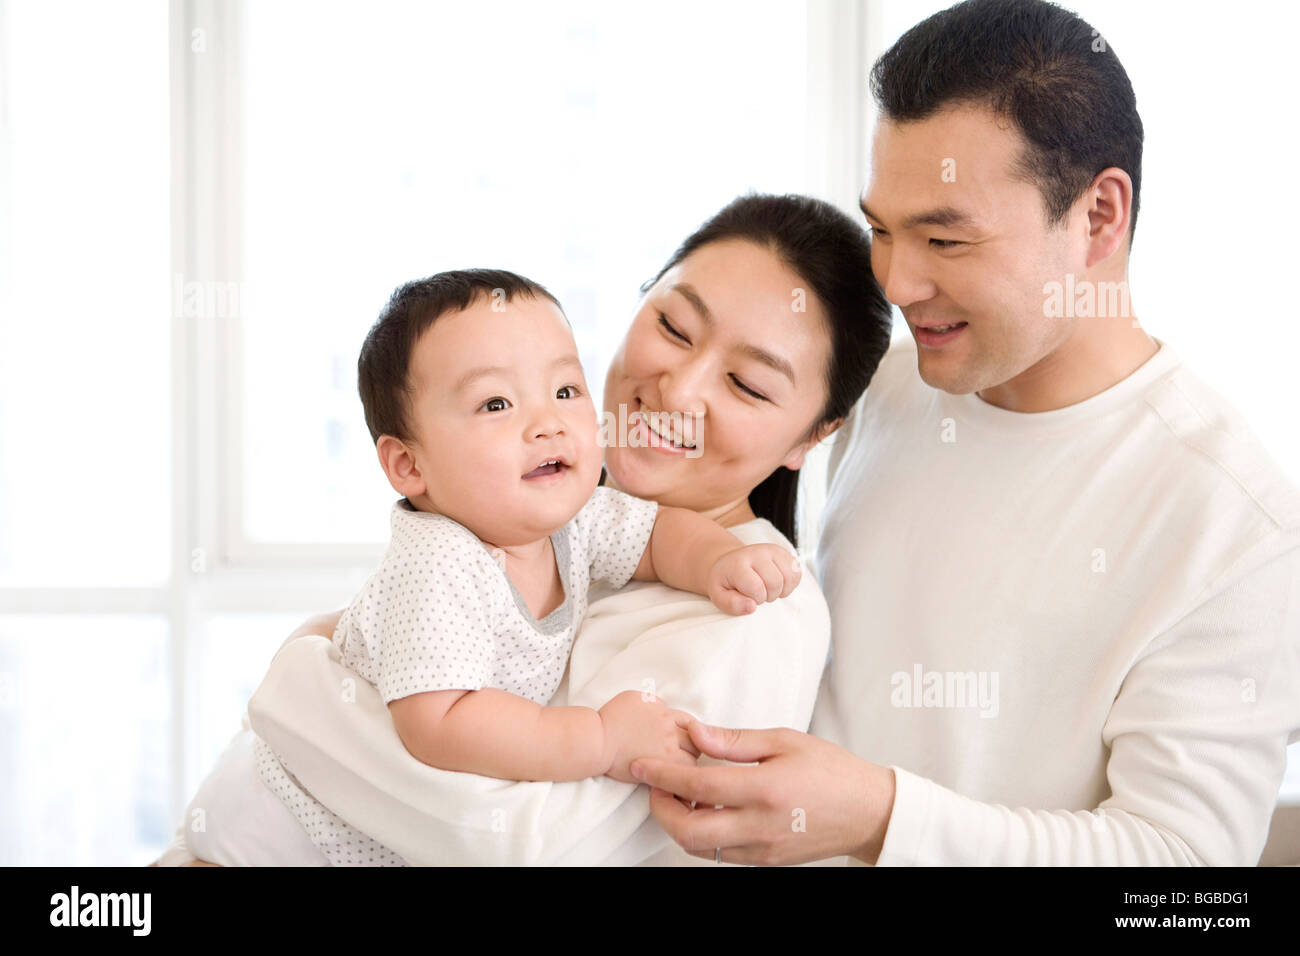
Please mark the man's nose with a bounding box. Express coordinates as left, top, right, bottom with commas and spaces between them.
876, 241, 933, 311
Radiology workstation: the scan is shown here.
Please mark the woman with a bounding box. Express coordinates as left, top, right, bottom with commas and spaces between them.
158, 192, 892, 866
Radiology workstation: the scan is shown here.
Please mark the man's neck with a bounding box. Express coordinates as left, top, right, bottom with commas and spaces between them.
977, 277, 1158, 413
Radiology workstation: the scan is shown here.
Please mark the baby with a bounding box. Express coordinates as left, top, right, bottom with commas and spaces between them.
252, 268, 801, 864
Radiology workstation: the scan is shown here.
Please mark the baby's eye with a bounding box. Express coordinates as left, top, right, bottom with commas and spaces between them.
480, 397, 511, 413
556, 384, 581, 400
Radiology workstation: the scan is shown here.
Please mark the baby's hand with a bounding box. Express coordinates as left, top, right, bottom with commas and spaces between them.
598, 690, 699, 784
706, 544, 802, 615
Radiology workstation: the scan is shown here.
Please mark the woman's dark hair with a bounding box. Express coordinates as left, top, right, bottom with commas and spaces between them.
638, 193, 893, 548
871, 0, 1144, 241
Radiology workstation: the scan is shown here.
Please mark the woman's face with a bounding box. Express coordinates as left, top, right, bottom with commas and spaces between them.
603, 238, 835, 518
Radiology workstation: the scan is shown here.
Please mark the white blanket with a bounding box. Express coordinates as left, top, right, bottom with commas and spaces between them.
158, 516, 834, 866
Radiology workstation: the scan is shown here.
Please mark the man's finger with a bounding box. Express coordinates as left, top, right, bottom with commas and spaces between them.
675, 725, 701, 759
646, 786, 750, 855
686, 721, 791, 763
630, 758, 759, 807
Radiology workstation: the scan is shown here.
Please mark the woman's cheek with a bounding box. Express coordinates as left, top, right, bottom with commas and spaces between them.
623, 322, 666, 379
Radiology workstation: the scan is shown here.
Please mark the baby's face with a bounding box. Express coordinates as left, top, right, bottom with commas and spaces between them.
403, 293, 602, 547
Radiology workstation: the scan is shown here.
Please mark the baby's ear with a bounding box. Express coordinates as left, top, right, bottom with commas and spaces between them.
780, 417, 844, 472
376, 435, 427, 498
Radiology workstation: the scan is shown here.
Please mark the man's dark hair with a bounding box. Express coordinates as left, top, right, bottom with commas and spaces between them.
357, 268, 562, 443
870, 0, 1144, 241
638, 193, 893, 548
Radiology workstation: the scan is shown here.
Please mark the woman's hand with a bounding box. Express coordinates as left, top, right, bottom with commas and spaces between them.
597, 690, 700, 784
630, 721, 895, 866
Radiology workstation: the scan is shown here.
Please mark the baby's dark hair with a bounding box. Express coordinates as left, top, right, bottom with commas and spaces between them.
357, 268, 562, 443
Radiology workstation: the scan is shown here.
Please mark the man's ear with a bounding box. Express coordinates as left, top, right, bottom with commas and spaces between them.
780, 417, 844, 471
376, 435, 427, 498
1084, 166, 1133, 268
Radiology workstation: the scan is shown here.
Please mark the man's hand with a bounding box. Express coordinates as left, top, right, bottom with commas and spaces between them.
598, 690, 700, 783
706, 544, 802, 615
630, 721, 896, 866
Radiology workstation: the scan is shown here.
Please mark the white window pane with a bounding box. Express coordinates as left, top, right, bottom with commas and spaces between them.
0, 616, 169, 865
238, 0, 809, 545
190, 613, 311, 798
0, 1, 171, 586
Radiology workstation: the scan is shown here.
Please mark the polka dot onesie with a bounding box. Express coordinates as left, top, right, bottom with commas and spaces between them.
256, 485, 659, 865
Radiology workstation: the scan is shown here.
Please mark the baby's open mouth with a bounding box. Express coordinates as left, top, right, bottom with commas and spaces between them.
522, 457, 570, 479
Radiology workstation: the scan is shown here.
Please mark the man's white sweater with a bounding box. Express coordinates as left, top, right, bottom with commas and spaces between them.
813, 336, 1300, 865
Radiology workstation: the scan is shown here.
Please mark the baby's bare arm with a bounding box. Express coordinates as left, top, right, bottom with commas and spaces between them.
632, 505, 742, 589
632, 506, 800, 614
388, 688, 610, 782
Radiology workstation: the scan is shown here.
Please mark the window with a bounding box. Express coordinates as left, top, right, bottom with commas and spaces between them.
0, 0, 869, 863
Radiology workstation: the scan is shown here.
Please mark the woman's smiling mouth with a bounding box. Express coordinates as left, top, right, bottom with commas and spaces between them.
632, 399, 697, 453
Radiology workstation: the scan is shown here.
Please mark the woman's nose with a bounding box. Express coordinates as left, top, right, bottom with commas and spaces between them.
657, 355, 709, 418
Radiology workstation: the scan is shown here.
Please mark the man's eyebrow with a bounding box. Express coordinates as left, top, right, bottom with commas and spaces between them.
860, 201, 977, 231
453, 355, 582, 393
670, 282, 713, 326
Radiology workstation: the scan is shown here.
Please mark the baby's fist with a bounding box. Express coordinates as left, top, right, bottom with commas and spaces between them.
706, 544, 801, 615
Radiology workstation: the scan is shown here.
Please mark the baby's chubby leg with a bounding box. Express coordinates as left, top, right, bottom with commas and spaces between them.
160, 719, 329, 866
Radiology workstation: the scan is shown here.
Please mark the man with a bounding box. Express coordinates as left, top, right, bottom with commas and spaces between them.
631, 0, 1300, 865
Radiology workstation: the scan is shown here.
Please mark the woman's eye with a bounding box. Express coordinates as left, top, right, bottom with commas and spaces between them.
480, 397, 511, 412
556, 384, 580, 400
730, 374, 768, 402
659, 313, 689, 343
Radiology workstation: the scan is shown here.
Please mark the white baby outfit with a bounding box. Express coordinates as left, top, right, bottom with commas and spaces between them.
254, 485, 659, 865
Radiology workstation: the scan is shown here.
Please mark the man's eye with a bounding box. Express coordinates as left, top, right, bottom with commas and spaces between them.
480, 397, 511, 412
556, 384, 580, 400
730, 374, 768, 402
930, 238, 963, 249
659, 313, 689, 342
869, 227, 890, 242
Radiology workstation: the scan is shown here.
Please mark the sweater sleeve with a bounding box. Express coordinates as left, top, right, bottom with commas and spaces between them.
246, 550, 830, 866
875, 539, 1300, 866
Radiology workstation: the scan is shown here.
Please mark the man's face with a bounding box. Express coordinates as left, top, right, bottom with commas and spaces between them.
403, 294, 602, 547
861, 103, 1089, 395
